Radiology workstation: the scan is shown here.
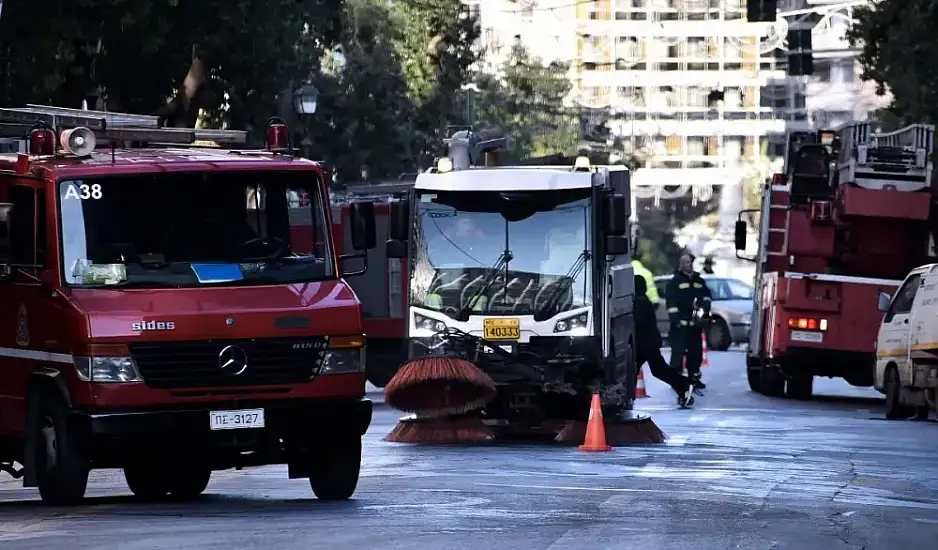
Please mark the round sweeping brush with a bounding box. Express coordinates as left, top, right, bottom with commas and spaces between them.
383, 355, 497, 415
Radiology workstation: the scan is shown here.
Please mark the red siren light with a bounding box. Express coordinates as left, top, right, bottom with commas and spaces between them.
266, 117, 289, 152
28, 128, 56, 155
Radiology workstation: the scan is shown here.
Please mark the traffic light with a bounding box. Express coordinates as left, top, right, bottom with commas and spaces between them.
746, 0, 777, 23
787, 28, 814, 76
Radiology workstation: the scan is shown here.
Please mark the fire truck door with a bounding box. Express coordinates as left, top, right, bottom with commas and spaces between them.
875, 273, 921, 388
0, 180, 60, 437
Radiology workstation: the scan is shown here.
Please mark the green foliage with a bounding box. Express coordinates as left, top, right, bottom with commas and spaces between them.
306, 0, 417, 183
847, 0, 938, 123
389, 0, 481, 167
0, 0, 339, 132
472, 44, 581, 162
635, 210, 684, 276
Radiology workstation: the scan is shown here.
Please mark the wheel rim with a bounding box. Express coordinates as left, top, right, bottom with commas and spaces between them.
39, 416, 58, 471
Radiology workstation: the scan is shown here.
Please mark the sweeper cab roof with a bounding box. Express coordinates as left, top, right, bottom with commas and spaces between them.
416, 129, 622, 192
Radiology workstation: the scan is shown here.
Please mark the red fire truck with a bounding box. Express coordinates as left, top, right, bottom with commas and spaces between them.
331, 180, 415, 386
735, 124, 934, 399
0, 105, 377, 504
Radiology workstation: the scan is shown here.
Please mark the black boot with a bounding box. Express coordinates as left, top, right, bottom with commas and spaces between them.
692, 373, 706, 390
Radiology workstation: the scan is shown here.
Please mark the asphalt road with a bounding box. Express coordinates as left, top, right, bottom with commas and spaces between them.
2, 349, 937, 549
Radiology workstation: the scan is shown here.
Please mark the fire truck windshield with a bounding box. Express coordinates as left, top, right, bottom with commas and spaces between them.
58, 171, 334, 288
411, 188, 592, 318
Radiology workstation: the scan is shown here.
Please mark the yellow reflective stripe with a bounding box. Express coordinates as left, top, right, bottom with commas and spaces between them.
679, 283, 690, 289
667, 307, 679, 313
701, 297, 711, 302
693, 282, 703, 288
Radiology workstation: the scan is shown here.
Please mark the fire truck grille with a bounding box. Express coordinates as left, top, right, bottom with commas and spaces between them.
128, 337, 329, 389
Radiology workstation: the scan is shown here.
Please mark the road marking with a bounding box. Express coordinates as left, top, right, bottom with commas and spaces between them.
475, 482, 715, 495
665, 435, 688, 447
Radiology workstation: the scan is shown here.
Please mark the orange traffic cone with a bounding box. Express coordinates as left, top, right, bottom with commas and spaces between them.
701, 331, 710, 367
579, 393, 612, 452
635, 367, 650, 398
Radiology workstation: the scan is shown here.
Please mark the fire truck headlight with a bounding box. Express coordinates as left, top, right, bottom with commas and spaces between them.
320, 347, 365, 375
73, 356, 143, 383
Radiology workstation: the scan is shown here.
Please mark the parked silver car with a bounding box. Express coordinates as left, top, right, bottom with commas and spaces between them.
652, 275, 754, 351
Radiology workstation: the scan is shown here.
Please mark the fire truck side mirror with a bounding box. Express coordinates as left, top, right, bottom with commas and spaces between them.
388, 200, 410, 242
0, 202, 12, 264
349, 202, 376, 251
603, 194, 627, 236
734, 220, 747, 251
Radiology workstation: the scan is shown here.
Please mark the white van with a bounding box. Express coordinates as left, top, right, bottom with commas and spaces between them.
873, 264, 938, 420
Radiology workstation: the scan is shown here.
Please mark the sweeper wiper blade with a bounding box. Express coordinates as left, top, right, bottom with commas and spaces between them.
534, 249, 591, 321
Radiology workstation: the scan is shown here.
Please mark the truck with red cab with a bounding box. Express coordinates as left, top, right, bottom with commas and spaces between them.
734, 124, 935, 399
0, 105, 377, 505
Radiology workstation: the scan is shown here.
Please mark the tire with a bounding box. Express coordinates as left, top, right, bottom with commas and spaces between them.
167, 467, 211, 500
884, 365, 914, 420
707, 317, 732, 351
747, 364, 762, 393
309, 438, 362, 501
124, 466, 169, 499
33, 392, 90, 505
785, 375, 814, 400
760, 367, 786, 397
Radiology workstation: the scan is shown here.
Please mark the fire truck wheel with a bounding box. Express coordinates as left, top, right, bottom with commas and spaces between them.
746, 365, 762, 393
33, 392, 90, 505
760, 367, 786, 397
707, 317, 732, 351
123, 466, 169, 499
309, 437, 362, 501
785, 374, 813, 400
884, 365, 914, 420
167, 466, 212, 499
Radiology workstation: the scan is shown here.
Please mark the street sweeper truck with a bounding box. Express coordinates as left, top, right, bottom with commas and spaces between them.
734, 123, 935, 400
0, 104, 377, 505
381, 129, 655, 442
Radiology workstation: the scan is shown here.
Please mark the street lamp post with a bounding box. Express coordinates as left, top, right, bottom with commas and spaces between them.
292, 84, 319, 159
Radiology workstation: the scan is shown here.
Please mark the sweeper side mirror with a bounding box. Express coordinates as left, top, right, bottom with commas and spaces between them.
349, 202, 376, 251
603, 193, 627, 236
877, 291, 892, 313
388, 200, 410, 242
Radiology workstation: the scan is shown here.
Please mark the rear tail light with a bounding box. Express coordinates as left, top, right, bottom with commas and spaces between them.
788, 317, 828, 331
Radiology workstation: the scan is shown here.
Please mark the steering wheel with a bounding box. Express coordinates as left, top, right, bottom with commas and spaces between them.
534, 279, 571, 314
239, 236, 289, 259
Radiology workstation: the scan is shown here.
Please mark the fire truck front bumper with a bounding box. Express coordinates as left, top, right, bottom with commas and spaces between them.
70, 398, 373, 466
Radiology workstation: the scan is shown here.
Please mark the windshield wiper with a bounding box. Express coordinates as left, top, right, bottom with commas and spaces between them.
534, 250, 591, 322
100, 280, 181, 288
456, 249, 513, 322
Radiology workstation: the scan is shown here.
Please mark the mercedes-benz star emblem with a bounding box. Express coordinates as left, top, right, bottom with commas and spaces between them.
218, 345, 248, 376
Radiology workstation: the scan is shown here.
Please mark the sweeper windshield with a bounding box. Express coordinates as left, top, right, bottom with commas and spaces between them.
410, 188, 592, 320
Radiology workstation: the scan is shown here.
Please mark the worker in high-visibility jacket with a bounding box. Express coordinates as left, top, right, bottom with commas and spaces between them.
631, 253, 659, 302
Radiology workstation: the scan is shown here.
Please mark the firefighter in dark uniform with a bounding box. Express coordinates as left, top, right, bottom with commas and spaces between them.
665, 253, 712, 390
635, 275, 695, 408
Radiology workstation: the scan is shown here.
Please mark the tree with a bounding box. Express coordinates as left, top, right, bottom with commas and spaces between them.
472, 44, 580, 162
0, 1, 341, 134
306, 0, 418, 183
390, 0, 481, 167
847, 0, 938, 123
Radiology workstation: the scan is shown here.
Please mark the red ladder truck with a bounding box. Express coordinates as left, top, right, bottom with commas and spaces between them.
734, 124, 935, 399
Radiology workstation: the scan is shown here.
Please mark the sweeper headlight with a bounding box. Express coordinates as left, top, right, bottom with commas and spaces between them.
321, 335, 366, 375
554, 312, 589, 334
413, 313, 447, 334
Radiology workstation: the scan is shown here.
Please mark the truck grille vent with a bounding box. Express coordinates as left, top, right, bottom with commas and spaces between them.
128, 337, 329, 389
